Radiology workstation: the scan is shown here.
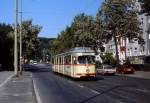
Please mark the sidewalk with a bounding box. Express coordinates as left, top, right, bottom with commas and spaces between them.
0, 72, 36, 103
0, 71, 13, 87
119, 71, 150, 79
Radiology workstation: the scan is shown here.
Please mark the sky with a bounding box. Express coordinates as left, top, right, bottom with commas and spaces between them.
0, 0, 104, 38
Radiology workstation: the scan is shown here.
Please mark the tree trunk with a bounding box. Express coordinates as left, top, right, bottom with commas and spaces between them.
114, 31, 120, 67
125, 37, 127, 61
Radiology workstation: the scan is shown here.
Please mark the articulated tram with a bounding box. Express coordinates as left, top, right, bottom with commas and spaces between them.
52, 47, 96, 78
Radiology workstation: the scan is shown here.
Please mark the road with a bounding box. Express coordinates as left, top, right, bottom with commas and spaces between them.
28, 64, 150, 103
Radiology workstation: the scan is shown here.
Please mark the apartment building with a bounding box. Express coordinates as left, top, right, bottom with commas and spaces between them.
105, 0, 150, 64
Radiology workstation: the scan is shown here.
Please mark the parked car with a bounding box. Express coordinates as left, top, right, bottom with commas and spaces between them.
117, 65, 134, 74
96, 64, 116, 75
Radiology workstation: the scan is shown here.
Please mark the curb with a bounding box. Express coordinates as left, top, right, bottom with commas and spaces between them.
32, 74, 42, 103
116, 73, 150, 79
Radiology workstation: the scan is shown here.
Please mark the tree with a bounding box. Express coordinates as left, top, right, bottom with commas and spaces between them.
98, 0, 142, 66
50, 13, 104, 54
71, 13, 104, 52
21, 20, 42, 61
0, 23, 13, 70
71, 13, 95, 47
102, 53, 116, 66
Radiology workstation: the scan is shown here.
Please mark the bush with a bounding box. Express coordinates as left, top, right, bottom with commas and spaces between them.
102, 53, 116, 66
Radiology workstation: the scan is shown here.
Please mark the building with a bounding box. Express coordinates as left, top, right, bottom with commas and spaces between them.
104, 0, 150, 64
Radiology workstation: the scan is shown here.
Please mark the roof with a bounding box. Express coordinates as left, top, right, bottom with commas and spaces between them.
54, 47, 95, 57
68, 47, 94, 53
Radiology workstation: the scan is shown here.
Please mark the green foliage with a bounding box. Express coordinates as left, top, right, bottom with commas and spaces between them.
51, 13, 104, 54
97, 0, 143, 66
0, 21, 42, 68
38, 37, 54, 61
49, 0, 143, 66
21, 20, 42, 60
101, 53, 116, 66
0, 23, 13, 70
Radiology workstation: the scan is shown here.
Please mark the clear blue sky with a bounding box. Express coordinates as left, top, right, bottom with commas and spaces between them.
0, 0, 104, 38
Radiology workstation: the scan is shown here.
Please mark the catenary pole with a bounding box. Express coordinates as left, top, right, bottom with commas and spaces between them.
14, 0, 19, 76
19, 0, 23, 75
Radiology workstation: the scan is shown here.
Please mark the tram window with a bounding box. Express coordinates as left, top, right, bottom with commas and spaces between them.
56, 58, 58, 65
64, 55, 71, 64
78, 56, 86, 64
64, 56, 67, 64
57, 57, 59, 64
78, 56, 95, 64
60, 57, 62, 65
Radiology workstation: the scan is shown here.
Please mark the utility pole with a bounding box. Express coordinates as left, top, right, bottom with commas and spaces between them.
19, 0, 23, 75
43, 48, 45, 62
14, 0, 19, 77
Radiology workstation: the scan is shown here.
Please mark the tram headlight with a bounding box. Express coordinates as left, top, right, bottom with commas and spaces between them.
86, 69, 90, 73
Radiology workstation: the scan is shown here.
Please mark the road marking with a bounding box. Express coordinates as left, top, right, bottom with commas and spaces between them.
68, 81, 73, 84
0, 74, 14, 88
90, 89, 100, 94
32, 74, 42, 103
134, 88, 150, 94
78, 84, 84, 88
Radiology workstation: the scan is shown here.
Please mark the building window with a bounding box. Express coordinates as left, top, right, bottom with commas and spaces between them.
141, 17, 144, 25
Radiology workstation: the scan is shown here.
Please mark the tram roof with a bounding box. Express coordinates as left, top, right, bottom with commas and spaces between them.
55, 47, 95, 56
69, 47, 94, 53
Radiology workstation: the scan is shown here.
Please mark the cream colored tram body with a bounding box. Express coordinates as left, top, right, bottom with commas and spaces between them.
52, 47, 96, 78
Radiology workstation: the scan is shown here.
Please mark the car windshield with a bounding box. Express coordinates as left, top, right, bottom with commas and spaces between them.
103, 65, 114, 69
78, 56, 95, 64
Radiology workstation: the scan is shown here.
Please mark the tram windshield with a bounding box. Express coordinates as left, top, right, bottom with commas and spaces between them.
78, 56, 95, 64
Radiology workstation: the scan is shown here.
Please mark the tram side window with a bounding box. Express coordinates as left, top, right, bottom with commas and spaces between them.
56, 58, 58, 65
57, 57, 60, 65
64, 55, 71, 65
56, 57, 58, 65
59, 57, 61, 65
59, 57, 62, 65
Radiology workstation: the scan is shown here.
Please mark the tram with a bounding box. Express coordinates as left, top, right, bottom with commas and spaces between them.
52, 47, 96, 78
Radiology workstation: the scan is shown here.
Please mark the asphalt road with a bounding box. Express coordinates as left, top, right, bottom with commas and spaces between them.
28, 64, 150, 103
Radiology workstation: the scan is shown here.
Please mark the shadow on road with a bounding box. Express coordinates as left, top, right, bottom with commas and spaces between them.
53, 72, 104, 81
79, 84, 137, 103
23, 64, 51, 73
